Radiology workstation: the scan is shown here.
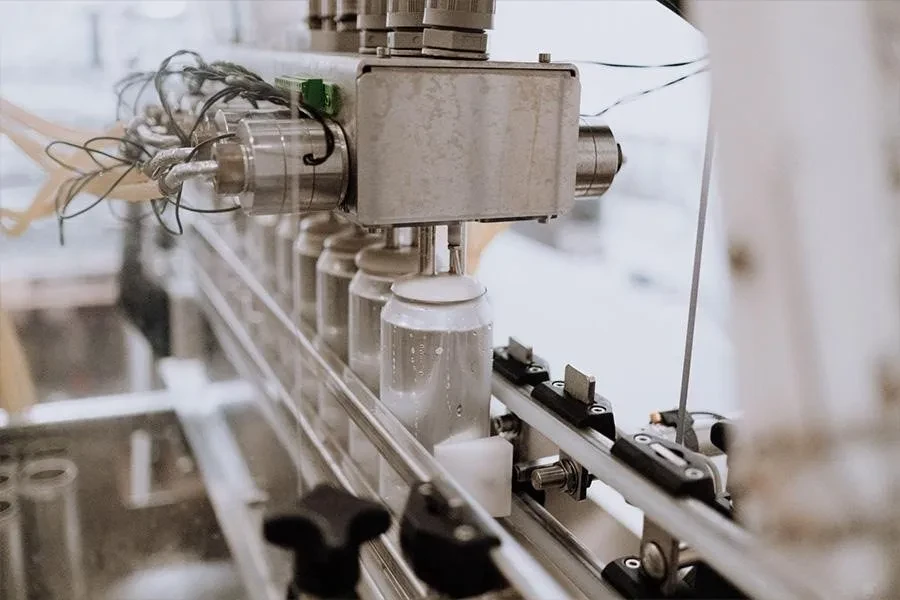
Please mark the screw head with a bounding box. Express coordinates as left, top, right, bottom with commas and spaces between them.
538, 52, 552, 63
418, 482, 434, 496
527, 365, 542, 373
634, 434, 652, 444
684, 467, 705, 480
589, 404, 606, 415
624, 557, 641, 569
454, 524, 477, 542
640, 542, 668, 580
552, 381, 564, 389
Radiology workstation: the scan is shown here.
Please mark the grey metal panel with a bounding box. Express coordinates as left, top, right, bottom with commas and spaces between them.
355, 64, 579, 224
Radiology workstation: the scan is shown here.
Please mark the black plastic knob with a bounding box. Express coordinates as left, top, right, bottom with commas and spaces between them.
264, 484, 391, 599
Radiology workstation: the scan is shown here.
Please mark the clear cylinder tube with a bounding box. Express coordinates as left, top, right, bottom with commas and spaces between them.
0, 493, 26, 600
19, 458, 86, 600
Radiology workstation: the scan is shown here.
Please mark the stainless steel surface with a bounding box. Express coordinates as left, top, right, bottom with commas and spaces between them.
380, 274, 493, 453
353, 59, 579, 224
162, 159, 219, 194
505, 494, 618, 600
563, 364, 597, 405
218, 51, 586, 225
575, 119, 620, 199
491, 375, 826, 600
225, 118, 349, 215
676, 113, 715, 446
18, 458, 87, 600
317, 229, 381, 444
190, 218, 572, 600
0, 495, 26, 600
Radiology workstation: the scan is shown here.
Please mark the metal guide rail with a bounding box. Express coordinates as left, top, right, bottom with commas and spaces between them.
187, 217, 821, 600
188, 218, 590, 600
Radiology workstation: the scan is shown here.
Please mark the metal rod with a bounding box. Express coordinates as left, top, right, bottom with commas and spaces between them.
191, 219, 572, 600
676, 110, 715, 445
384, 226, 398, 250
448, 222, 467, 275
162, 159, 219, 193
490, 376, 826, 600
417, 226, 436, 275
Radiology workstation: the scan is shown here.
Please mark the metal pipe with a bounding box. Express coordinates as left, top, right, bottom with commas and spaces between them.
575, 118, 621, 198
162, 159, 219, 193
135, 122, 181, 148
417, 226, 435, 275
506, 494, 618, 599
18, 458, 87, 600
142, 147, 194, 179
447, 222, 466, 275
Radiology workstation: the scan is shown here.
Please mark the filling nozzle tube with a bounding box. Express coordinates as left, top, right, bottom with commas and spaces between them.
447, 222, 467, 275
19, 458, 86, 600
418, 226, 436, 275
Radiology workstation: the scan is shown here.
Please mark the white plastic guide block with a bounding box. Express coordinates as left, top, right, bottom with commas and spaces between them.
434, 436, 513, 518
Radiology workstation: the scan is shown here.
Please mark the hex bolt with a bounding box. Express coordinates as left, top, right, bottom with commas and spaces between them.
454, 524, 476, 542
538, 52, 551, 63
684, 467, 705, 480
640, 542, 668, 580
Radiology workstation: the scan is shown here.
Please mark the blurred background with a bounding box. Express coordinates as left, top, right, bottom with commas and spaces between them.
0, 0, 729, 431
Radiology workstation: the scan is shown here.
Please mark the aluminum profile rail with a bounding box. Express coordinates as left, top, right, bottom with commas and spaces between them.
491, 375, 827, 600
189, 219, 573, 600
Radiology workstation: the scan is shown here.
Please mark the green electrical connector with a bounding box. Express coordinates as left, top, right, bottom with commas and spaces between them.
274, 76, 341, 117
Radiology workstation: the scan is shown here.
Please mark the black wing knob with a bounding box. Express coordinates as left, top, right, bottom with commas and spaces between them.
264, 484, 391, 599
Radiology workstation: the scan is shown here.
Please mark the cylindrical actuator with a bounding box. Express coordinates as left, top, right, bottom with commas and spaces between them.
291, 213, 351, 406
347, 235, 418, 481
316, 228, 381, 445
575, 118, 622, 198
19, 458, 87, 600
213, 118, 349, 216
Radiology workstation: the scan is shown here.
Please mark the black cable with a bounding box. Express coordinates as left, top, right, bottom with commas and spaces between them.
583, 64, 709, 117
574, 57, 707, 69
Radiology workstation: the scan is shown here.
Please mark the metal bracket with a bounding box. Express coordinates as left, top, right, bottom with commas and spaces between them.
530, 364, 615, 440
493, 337, 551, 386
